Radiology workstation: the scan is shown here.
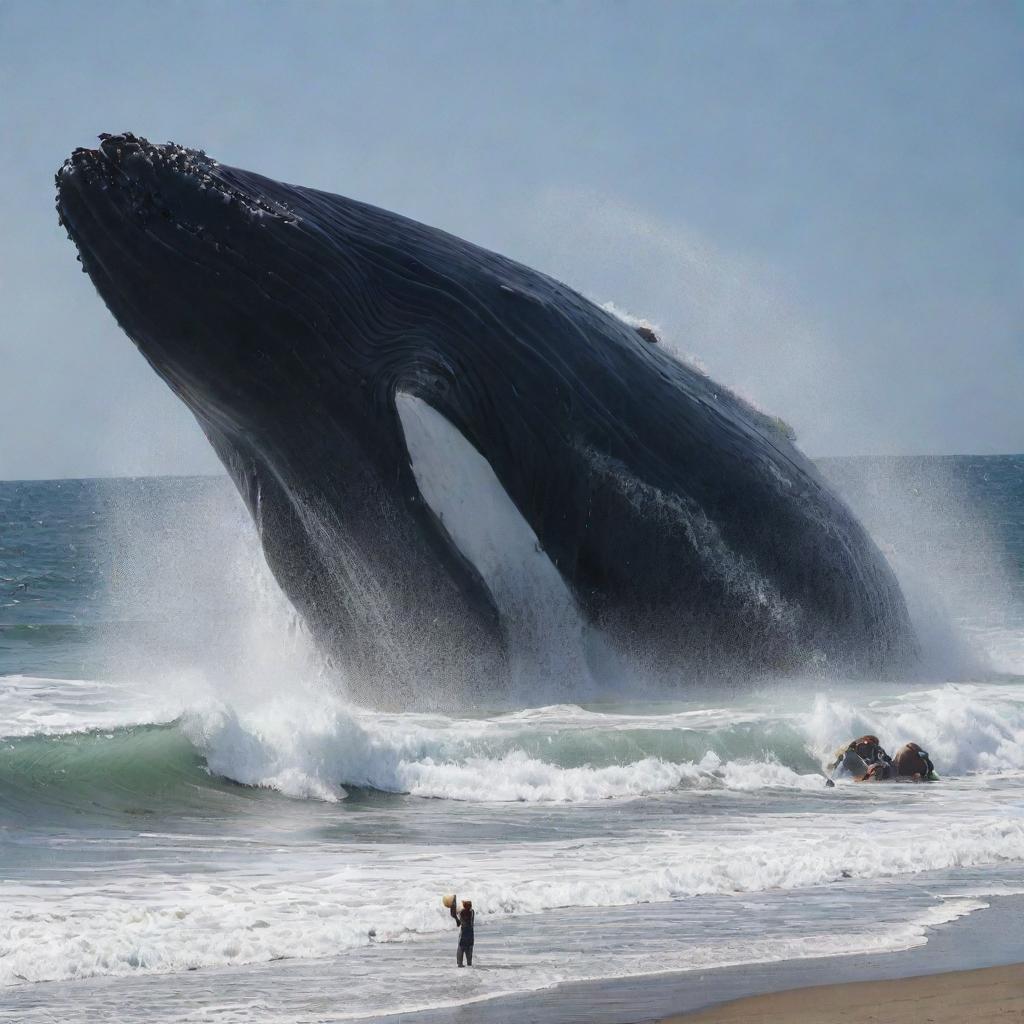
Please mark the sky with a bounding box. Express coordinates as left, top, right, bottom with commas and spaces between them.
1, 0, 1021, 479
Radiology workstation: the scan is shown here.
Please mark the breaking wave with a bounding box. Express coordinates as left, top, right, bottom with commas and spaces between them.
3, 678, 1022, 809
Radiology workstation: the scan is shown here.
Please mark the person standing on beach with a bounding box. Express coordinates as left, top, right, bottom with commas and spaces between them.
450, 897, 475, 966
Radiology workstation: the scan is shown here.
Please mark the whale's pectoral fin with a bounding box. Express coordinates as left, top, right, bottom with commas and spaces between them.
395, 392, 584, 678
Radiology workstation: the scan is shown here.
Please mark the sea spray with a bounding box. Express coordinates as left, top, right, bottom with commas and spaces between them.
822, 455, 1024, 677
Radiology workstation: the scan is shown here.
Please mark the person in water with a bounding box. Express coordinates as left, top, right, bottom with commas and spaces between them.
450, 897, 475, 966
828, 735, 893, 781
891, 742, 937, 780
828, 736, 938, 783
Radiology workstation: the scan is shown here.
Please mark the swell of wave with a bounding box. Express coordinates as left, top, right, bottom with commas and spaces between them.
3, 683, 1023, 809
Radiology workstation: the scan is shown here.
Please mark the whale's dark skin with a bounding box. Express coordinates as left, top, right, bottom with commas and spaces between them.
56, 134, 916, 703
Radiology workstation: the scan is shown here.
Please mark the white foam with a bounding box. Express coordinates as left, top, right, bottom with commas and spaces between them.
11, 671, 1024, 811
1, 810, 1018, 992
802, 683, 1024, 775
7, 677, 1024, 1017
12, 676, 1024, 804
0, 896, 992, 1023
393, 750, 822, 802
0, 674, 181, 738
180, 694, 826, 803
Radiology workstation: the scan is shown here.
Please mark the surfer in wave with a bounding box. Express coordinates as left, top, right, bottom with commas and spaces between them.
827, 736, 938, 784
828, 735, 893, 781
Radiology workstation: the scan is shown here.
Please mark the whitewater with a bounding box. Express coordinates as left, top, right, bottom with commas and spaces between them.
2, 456, 1023, 1022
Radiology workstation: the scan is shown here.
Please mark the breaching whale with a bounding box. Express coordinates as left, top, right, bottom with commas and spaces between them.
56, 134, 916, 703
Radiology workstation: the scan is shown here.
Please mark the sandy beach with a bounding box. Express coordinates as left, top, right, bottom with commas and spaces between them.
671, 964, 1024, 1023
348, 894, 1024, 1024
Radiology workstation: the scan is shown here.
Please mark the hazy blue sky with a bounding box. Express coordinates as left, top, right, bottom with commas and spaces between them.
1, 0, 1020, 479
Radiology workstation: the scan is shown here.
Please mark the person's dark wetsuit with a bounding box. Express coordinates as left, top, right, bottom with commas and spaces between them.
892, 742, 936, 780
829, 735, 893, 780
450, 900, 475, 966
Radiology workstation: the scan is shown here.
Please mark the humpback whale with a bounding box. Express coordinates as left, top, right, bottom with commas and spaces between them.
56, 134, 916, 703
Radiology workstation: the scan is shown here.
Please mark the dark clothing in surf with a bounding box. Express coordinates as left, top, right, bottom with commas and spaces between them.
829, 736, 893, 779
851, 737, 892, 767
451, 904, 474, 966
893, 743, 935, 778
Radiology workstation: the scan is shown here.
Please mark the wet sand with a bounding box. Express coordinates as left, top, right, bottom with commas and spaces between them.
670, 963, 1024, 1023
384, 895, 1024, 1024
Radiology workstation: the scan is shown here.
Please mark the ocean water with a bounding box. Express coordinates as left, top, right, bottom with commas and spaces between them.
1, 456, 1023, 1022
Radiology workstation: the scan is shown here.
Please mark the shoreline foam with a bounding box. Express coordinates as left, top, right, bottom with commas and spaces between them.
354, 894, 1024, 1024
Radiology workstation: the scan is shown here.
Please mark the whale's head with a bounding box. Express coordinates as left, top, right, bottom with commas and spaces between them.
55, 134, 338, 436
55, 132, 543, 443
55, 132, 612, 484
